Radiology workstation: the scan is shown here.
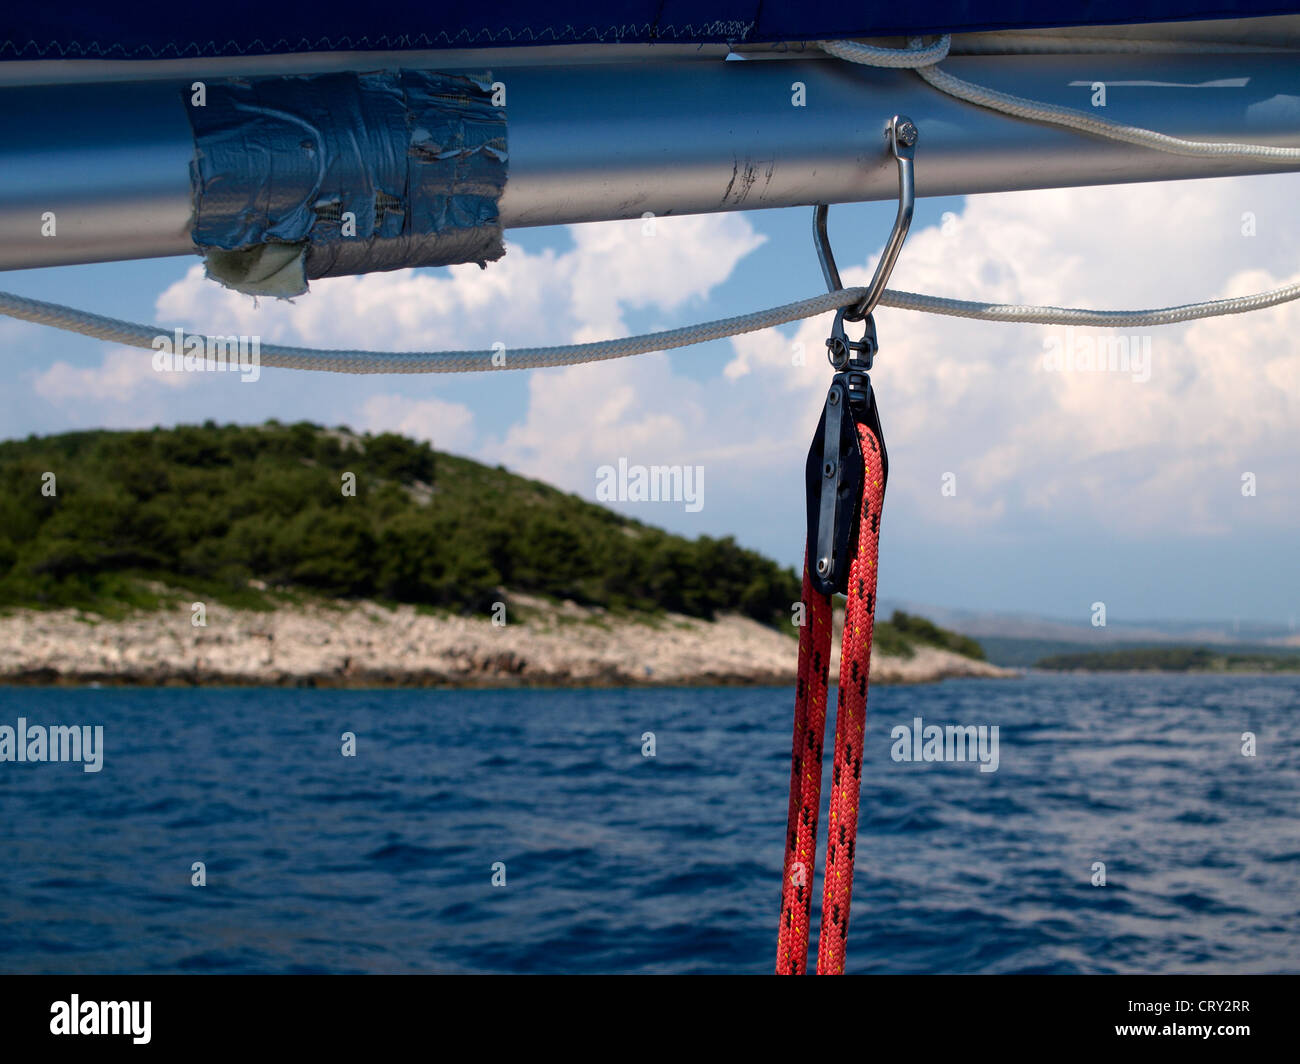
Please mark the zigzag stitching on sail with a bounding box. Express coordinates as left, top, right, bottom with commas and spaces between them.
0, 22, 759, 60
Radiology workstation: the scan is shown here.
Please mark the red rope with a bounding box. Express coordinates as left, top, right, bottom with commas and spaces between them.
776, 558, 832, 974
776, 419, 884, 975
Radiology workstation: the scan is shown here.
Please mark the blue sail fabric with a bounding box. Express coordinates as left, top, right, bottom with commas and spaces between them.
3, 2, 1297, 60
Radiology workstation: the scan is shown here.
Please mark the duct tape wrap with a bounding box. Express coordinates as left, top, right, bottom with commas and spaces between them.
184, 70, 507, 297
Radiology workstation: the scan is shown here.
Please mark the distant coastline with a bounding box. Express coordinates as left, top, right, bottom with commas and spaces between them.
0, 595, 1015, 689
1034, 646, 1300, 674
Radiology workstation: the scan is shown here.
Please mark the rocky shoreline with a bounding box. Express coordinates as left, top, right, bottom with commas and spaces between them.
0, 595, 1017, 688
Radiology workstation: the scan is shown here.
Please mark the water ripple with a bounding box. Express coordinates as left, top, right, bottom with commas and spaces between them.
0, 674, 1296, 973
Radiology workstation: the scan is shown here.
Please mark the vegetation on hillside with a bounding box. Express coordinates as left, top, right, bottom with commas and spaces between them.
877, 610, 987, 661
0, 422, 989, 659
0, 422, 802, 624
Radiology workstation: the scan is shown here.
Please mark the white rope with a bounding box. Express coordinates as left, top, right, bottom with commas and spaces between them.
879, 281, 1300, 326
5, 277, 1300, 374
0, 287, 854, 374
815, 35, 952, 67
915, 54, 1300, 162
1, 32, 1298, 374
825, 34, 1300, 162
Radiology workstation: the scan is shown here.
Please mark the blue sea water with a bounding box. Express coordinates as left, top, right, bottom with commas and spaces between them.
0, 674, 1296, 974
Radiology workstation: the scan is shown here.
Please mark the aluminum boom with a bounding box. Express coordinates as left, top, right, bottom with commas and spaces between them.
0, 51, 1298, 272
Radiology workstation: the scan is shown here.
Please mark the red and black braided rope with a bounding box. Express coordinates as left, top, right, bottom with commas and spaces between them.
777, 419, 884, 975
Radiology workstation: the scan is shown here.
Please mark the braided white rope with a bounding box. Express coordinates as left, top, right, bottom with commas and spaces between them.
916, 54, 1300, 162
815, 35, 952, 67
824, 34, 1300, 162
2, 32, 1298, 373
0, 287, 855, 373
5, 277, 1300, 375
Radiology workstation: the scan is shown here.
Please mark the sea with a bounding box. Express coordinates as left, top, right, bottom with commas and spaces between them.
0, 674, 1296, 974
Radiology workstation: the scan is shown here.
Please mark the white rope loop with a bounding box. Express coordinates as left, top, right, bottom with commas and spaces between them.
817, 35, 952, 68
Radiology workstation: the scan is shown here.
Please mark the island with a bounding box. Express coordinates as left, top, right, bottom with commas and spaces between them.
0, 423, 1011, 687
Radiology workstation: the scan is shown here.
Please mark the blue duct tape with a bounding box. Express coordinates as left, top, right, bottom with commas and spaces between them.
184, 69, 507, 296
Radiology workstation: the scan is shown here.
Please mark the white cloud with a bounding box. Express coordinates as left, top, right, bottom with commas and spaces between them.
17, 174, 1298, 550
135, 212, 765, 464
479, 174, 1300, 540
481, 353, 707, 492
734, 178, 1300, 537
153, 212, 766, 352
31, 347, 193, 403
358, 394, 476, 453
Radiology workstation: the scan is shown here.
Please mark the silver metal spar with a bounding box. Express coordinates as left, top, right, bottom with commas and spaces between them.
0, 51, 1299, 272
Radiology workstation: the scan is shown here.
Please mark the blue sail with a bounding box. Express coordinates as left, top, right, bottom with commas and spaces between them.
4, 1, 1298, 60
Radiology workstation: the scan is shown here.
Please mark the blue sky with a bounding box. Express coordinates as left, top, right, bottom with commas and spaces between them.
2, 174, 1298, 624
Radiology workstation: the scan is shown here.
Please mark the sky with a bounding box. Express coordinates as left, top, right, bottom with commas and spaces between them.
1, 172, 1298, 625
